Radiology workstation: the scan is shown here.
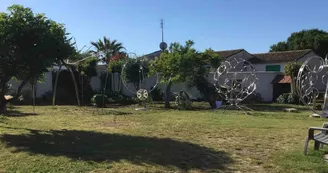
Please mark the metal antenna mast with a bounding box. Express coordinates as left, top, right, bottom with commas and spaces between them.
159, 19, 167, 51
161, 19, 164, 42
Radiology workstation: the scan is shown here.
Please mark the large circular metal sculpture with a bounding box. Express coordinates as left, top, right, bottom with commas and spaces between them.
121, 54, 159, 110
214, 57, 258, 115
296, 55, 328, 117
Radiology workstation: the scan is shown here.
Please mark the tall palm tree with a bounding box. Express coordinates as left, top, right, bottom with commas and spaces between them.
90, 36, 125, 64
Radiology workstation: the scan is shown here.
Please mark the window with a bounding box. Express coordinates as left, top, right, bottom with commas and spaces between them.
265, 65, 281, 72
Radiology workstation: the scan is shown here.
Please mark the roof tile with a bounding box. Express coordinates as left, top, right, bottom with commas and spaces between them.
250, 49, 312, 64
214, 49, 244, 58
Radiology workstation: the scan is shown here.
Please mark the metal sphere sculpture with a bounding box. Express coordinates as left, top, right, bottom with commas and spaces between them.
175, 90, 192, 110
296, 55, 328, 117
121, 53, 159, 110
136, 89, 149, 101
214, 57, 258, 115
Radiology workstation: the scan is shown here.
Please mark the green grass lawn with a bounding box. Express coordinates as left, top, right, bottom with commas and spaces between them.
0, 103, 328, 173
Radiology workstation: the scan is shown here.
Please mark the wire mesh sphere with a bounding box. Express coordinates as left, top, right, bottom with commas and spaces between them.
175, 91, 192, 110
121, 56, 159, 100
214, 58, 258, 105
296, 56, 326, 112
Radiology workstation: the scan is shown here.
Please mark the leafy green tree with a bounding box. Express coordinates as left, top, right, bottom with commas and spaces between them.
77, 53, 99, 79
185, 49, 223, 108
270, 29, 328, 57
150, 40, 196, 108
122, 58, 150, 91
270, 41, 288, 52
76, 54, 99, 104
150, 41, 222, 108
90, 37, 125, 63
0, 5, 74, 113
108, 60, 125, 74
284, 62, 302, 94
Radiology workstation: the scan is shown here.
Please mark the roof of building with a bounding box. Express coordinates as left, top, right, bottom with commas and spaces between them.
142, 49, 314, 64
144, 50, 162, 60
272, 75, 292, 84
249, 49, 313, 64
214, 49, 244, 58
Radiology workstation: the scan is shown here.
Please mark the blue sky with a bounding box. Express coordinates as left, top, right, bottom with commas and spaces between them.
1, 0, 327, 55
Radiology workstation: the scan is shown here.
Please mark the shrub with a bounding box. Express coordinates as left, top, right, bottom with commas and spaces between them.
108, 60, 124, 73
91, 94, 109, 107
107, 91, 137, 105
175, 91, 192, 110
277, 93, 289, 104
277, 93, 300, 104
287, 93, 300, 104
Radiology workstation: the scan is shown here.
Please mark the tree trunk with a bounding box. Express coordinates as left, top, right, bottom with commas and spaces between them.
197, 80, 217, 109
102, 70, 109, 108
32, 81, 36, 113
0, 81, 7, 114
164, 80, 172, 108
68, 66, 80, 106
203, 87, 217, 109
291, 78, 295, 94
16, 80, 28, 99
52, 65, 62, 106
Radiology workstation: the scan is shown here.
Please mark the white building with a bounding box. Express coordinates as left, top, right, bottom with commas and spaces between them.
144, 49, 321, 102
6, 49, 322, 103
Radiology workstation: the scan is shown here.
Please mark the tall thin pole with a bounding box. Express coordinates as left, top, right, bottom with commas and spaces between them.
30, 77, 37, 114
53, 65, 62, 106
32, 81, 35, 113
161, 19, 164, 42
81, 74, 84, 106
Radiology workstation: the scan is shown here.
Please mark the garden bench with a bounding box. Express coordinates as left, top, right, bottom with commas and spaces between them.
304, 123, 328, 155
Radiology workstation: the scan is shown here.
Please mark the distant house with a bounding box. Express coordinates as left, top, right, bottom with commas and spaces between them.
249, 49, 319, 101
144, 50, 162, 60
143, 49, 321, 102
215, 49, 254, 61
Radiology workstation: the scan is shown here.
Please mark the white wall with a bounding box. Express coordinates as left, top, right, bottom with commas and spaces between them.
254, 72, 282, 102
253, 63, 285, 72
7, 71, 53, 98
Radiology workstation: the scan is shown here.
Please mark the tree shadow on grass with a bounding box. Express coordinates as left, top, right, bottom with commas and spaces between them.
3, 110, 37, 117
0, 129, 233, 171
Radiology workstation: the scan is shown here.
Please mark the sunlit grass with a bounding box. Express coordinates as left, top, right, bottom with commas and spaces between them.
0, 103, 327, 172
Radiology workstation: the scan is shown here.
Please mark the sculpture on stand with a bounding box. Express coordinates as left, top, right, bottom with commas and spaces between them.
296, 55, 328, 117
213, 57, 258, 115
121, 53, 159, 110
